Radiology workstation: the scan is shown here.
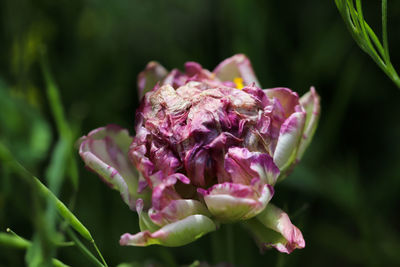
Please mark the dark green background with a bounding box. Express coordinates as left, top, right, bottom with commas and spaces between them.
1, 1, 400, 266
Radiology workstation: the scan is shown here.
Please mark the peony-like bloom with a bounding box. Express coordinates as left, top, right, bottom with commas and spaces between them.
79, 54, 320, 253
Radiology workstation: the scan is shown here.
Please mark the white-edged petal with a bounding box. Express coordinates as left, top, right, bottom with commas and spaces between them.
213, 54, 261, 87
119, 215, 216, 247
273, 112, 305, 171
297, 86, 320, 160
79, 125, 150, 210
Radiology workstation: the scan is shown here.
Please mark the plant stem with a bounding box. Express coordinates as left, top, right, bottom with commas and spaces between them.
335, 0, 400, 89
382, 0, 389, 63
226, 224, 235, 265
66, 228, 105, 267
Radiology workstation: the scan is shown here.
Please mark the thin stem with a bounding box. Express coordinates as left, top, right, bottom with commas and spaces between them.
355, 0, 384, 65
335, 0, 400, 89
364, 23, 385, 59
5, 229, 74, 247
92, 240, 108, 267
66, 228, 104, 267
0, 232, 30, 249
382, 0, 389, 63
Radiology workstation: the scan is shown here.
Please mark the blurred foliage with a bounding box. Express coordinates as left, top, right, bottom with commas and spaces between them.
1, 0, 400, 266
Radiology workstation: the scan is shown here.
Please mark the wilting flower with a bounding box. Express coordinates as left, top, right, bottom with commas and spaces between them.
79, 54, 320, 254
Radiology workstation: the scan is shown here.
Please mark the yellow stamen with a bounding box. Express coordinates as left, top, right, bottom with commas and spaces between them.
233, 77, 244, 89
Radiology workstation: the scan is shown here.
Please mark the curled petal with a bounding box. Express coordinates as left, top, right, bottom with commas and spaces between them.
137, 61, 168, 99
252, 204, 305, 254
149, 143, 181, 179
79, 125, 150, 210
184, 146, 209, 188
264, 88, 300, 118
150, 174, 184, 211
162, 69, 188, 88
149, 199, 211, 226
213, 54, 261, 87
199, 182, 274, 222
225, 147, 280, 185
136, 199, 159, 232
120, 214, 216, 247
273, 111, 306, 171
297, 87, 320, 160
184, 62, 214, 81
129, 127, 155, 186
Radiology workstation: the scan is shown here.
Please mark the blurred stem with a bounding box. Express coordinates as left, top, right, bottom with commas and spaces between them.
157, 247, 178, 267
211, 230, 224, 264
40, 48, 79, 193
6, 228, 74, 247
39, 49, 69, 139
37, 48, 81, 266
0, 232, 72, 266
188, 261, 200, 267
0, 142, 107, 266
0, 231, 31, 249
226, 224, 235, 265
52, 259, 71, 267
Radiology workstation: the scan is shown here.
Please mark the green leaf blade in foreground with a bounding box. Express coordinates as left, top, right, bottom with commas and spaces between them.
33, 176, 92, 242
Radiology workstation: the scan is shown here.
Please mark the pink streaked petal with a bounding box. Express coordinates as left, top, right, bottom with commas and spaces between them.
149, 199, 210, 226
184, 62, 214, 81
264, 88, 300, 118
162, 69, 188, 88
136, 199, 160, 232
200, 182, 274, 222
149, 142, 181, 177
225, 147, 280, 185
150, 175, 183, 211
273, 111, 306, 171
297, 86, 320, 161
250, 154, 280, 186
119, 214, 216, 247
213, 54, 261, 87
256, 204, 305, 253
79, 125, 150, 210
242, 85, 270, 107
129, 132, 156, 188
137, 61, 168, 99
184, 146, 208, 188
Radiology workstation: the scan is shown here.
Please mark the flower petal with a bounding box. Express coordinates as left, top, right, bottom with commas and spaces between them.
199, 182, 274, 222
273, 111, 305, 171
213, 54, 261, 87
297, 87, 320, 161
136, 199, 159, 232
119, 214, 216, 247
225, 147, 280, 185
148, 173, 210, 227
137, 61, 168, 99
264, 88, 300, 118
253, 204, 305, 254
79, 125, 150, 210
149, 199, 211, 226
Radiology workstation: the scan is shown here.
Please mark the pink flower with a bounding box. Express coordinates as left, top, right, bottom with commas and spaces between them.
79, 54, 320, 252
